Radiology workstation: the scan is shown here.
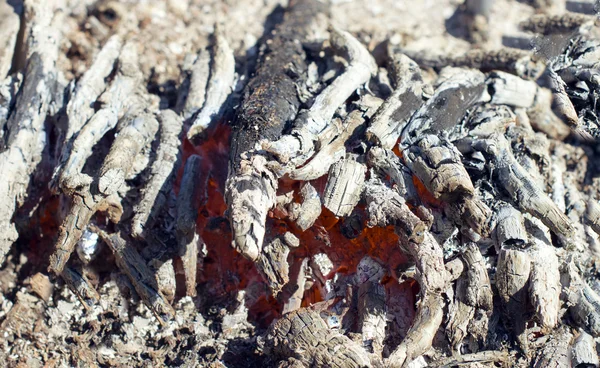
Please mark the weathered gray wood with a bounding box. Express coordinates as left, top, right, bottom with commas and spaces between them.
131, 110, 183, 238
187, 25, 235, 142
323, 156, 366, 217
0, 0, 64, 265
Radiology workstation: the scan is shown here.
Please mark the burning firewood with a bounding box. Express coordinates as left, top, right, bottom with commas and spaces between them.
3, 0, 600, 366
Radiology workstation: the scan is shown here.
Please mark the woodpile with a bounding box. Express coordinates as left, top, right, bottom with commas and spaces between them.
1, 0, 600, 366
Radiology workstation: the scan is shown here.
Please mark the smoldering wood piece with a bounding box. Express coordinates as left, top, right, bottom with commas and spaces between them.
0, 0, 64, 266
488, 71, 537, 108
400, 47, 545, 80
0, 0, 21, 78
563, 263, 600, 337
446, 244, 491, 350
366, 146, 419, 203
131, 110, 183, 238
93, 227, 174, 322
323, 157, 366, 217
586, 199, 600, 235
176, 155, 206, 297
461, 243, 493, 310
528, 242, 561, 332
495, 205, 528, 248
388, 232, 447, 368
97, 113, 159, 198
50, 110, 158, 274
177, 49, 210, 121
256, 237, 291, 295
59, 41, 143, 193
264, 26, 376, 167
429, 351, 508, 367
546, 68, 585, 135
289, 97, 380, 181
265, 307, 372, 367
49, 193, 96, 274
401, 68, 486, 144
151, 258, 176, 303
64, 35, 123, 141
282, 258, 309, 314
519, 13, 596, 35
366, 52, 425, 149
226, 154, 278, 261
187, 25, 235, 142
445, 195, 492, 237
446, 293, 476, 351
527, 87, 571, 140
566, 0, 598, 14
496, 248, 531, 351
532, 327, 572, 368
572, 331, 599, 367
363, 178, 427, 243
357, 280, 386, 354
403, 135, 475, 202
287, 183, 321, 231
226, 0, 326, 262
62, 266, 100, 309
487, 135, 574, 237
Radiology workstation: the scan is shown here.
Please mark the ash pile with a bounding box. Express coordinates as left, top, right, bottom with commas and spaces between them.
1, 0, 600, 367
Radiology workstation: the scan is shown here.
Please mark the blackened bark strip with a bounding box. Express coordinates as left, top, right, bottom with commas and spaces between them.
366, 52, 425, 149
132, 110, 183, 238
177, 49, 210, 121
226, 0, 326, 262
400, 68, 486, 145
357, 280, 386, 355
0, 0, 21, 78
176, 155, 206, 297
230, 0, 326, 166
366, 146, 419, 204
546, 68, 592, 140
92, 227, 175, 323
59, 41, 143, 194
62, 266, 100, 309
403, 135, 475, 201
496, 248, 531, 352
363, 178, 427, 243
489, 135, 574, 237
187, 25, 235, 142
388, 232, 447, 368
323, 156, 366, 217
520, 13, 597, 35
263, 26, 377, 167
399, 47, 545, 80
65, 35, 122, 141
0, 0, 63, 266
